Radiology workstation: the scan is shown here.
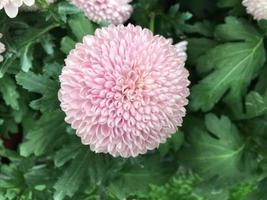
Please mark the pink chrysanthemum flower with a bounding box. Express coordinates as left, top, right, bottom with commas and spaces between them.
243, 0, 267, 20
0, 34, 5, 63
58, 24, 190, 157
0, 0, 34, 18
70, 0, 133, 25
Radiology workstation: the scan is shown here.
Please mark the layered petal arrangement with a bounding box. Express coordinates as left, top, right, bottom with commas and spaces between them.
0, 34, 5, 63
59, 24, 190, 157
243, 0, 267, 20
70, 0, 133, 25
0, 0, 34, 18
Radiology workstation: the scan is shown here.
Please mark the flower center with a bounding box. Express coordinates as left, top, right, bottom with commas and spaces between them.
120, 70, 145, 101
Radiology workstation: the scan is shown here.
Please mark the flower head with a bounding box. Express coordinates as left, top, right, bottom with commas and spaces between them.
0, 34, 5, 63
243, 0, 267, 20
59, 24, 190, 157
70, 0, 133, 25
0, 0, 34, 18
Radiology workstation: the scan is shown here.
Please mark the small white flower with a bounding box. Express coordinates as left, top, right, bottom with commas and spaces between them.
243, 0, 267, 20
0, 0, 35, 18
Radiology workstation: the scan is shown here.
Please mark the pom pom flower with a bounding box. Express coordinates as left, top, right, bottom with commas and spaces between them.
0, 0, 34, 18
242, 0, 267, 20
70, 0, 133, 25
0, 34, 5, 63
59, 24, 190, 157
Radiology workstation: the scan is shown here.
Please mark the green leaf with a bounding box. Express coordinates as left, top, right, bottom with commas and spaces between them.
227, 91, 267, 120
53, 147, 91, 200
0, 75, 19, 110
57, 2, 80, 22
15, 24, 60, 50
60, 36, 76, 54
29, 91, 59, 112
54, 138, 81, 167
0, 52, 17, 78
159, 130, 184, 156
229, 182, 256, 200
0, 141, 21, 162
24, 164, 56, 191
20, 43, 33, 72
43, 62, 62, 79
0, 23, 59, 77
16, 70, 59, 112
255, 67, 267, 94
217, 0, 241, 8
190, 17, 266, 111
180, 114, 247, 186
40, 35, 55, 55
68, 14, 95, 41
137, 169, 203, 200
16, 71, 54, 93
20, 110, 67, 156
108, 156, 176, 199
214, 18, 261, 43
243, 92, 267, 119
246, 178, 267, 200
181, 21, 215, 37
187, 38, 217, 66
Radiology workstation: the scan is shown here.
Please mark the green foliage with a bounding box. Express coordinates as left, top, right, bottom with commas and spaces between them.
191, 17, 266, 111
0, 75, 19, 110
229, 182, 256, 200
68, 14, 96, 41
138, 170, 203, 200
109, 156, 176, 199
242, 91, 267, 119
16, 63, 60, 112
0, 0, 267, 200
53, 147, 91, 200
180, 114, 248, 186
19, 110, 67, 157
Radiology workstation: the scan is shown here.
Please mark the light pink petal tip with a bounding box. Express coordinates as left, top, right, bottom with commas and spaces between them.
59, 24, 190, 158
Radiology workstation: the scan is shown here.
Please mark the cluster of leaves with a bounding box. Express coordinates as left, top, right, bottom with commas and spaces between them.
1, 0, 267, 199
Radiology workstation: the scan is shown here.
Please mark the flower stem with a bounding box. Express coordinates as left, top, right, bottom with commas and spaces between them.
149, 12, 155, 33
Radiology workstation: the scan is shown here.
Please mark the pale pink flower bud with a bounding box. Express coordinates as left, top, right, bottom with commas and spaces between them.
243, 0, 267, 20
70, 0, 133, 25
